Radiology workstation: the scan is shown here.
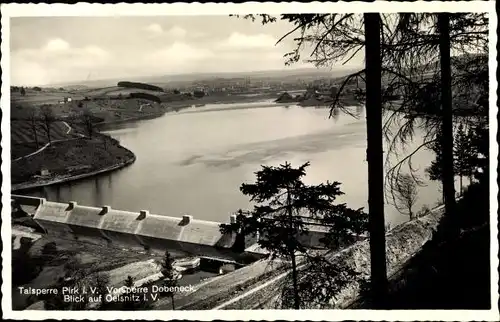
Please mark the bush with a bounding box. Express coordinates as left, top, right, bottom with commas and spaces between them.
129, 92, 161, 103
193, 90, 205, 98
416, 205, 432, 218
42, 242, 58, 256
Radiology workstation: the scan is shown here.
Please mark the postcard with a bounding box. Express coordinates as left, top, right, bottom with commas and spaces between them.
1, 2, 498, 320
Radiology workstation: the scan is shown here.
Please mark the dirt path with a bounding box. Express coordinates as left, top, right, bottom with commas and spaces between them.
12, 121, 83, 162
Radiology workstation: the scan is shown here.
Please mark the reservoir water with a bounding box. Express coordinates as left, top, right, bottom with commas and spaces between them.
27, 100, 448, 226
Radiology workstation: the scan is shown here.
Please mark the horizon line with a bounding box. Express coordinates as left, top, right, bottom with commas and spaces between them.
13, 65, 363, 88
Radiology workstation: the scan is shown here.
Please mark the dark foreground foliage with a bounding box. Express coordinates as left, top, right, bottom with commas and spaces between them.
353, 178, 491, 309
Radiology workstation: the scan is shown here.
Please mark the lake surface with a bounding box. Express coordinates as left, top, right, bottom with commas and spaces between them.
26, 100, 452, 226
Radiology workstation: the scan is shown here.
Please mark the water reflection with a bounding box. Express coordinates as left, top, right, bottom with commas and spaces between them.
94, 178, 103, 206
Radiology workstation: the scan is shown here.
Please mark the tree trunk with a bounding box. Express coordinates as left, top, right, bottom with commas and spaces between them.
171, 295, 175, 310
46, 124, 52, 144
290, 252, 300, 309
31, 120, 39, 149
460, 175, 463, 195
438, 13, 457, 220
364, 13, 388, 309
286, 187, 300, 309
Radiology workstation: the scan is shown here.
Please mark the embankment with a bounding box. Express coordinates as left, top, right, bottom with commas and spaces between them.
95, 111, 166, 129
171, 204, 446, 310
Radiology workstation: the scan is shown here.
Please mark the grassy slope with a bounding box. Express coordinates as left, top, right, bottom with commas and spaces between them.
11, 121, 79, 160
349, 181, 491, 309
11, 135, 134, 185
380, 182, 491, 309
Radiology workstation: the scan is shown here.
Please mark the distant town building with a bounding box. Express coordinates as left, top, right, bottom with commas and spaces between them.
304, 87, 319, 99
58, 97, 72, 104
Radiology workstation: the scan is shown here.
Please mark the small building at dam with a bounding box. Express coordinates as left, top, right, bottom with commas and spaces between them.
11, 195, 332, 262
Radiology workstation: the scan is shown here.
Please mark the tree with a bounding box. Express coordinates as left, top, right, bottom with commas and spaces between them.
42, 241, 58, 256
220, 161, 367, 309
122, 275, 135, 310
161, 251, 177, 310
426, 130, 445, 182
454, 123, 475, 194
39, 105, 56, 144
232, 12, 487, 307
125, 275, 134, 287
438, 13, 457, 225
92, 273, 111, 310
81, 108, 95, 139
363, 13, 388, 307
394, 174, 418, 220
426, 124, 477, 197
26, 106, 40, 149
193, 90, 205, 98
469, 120, 489, 183
20, 87, 26, 96
426, 131, 446, 202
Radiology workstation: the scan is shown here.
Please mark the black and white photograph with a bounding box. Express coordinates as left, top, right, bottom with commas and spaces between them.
1, 2, 498, 320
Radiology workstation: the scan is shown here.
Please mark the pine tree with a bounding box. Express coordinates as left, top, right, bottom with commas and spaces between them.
122, 276, 135, 310
161, 250, 177, 310
427, 124, 479, 197
454, 123, 475, 194
220, 161, 367, 309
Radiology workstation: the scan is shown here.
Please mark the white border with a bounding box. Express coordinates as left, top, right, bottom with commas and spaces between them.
1, 2, 498, 321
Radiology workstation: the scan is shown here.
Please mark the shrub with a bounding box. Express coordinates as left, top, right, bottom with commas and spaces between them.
42, 241, 58, 256
129, 92, 161, 103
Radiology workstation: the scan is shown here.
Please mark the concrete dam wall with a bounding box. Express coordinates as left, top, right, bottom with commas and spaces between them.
12, 195, 259, 261
12, 195, 332, 261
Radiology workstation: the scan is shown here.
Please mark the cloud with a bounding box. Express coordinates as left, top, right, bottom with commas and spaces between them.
83, 45, 109, 59
144, 42, 213, 72
147, 42, 212, 60
144, 23, 163, 37
166, 26, 187, 39
11, 38, 112, 85
42, 38, 70, 52
217, 32, 277, 50
10, 33, 304, 85
144, 25, 188, 39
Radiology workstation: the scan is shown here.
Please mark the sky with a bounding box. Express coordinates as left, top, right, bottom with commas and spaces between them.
9, 16, 364, 86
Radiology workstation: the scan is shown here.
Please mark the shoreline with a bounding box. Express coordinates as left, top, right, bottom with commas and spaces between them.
11, 136, 137, 192
10, 94, 319, 191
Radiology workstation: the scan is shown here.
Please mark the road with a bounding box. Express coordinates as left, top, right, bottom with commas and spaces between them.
212, 261, 308, 310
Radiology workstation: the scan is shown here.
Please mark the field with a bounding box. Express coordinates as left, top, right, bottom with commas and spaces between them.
76, 86, 164, 98
12, 88, 86, 106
